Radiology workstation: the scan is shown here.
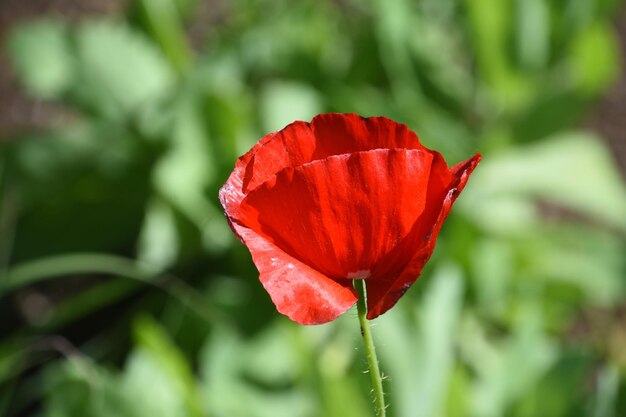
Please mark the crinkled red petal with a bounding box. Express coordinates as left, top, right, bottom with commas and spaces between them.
237, 149, 434, 281
219, 113, 427, 233
232, 222, 357, 325
365, 153, 482, 319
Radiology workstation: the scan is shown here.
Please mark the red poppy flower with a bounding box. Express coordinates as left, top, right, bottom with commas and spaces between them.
220, 113, 480, 325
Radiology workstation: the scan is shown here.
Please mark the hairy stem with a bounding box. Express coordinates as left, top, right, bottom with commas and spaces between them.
354, 279, 386, 417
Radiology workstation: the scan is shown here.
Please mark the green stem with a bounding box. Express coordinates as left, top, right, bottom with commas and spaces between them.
354, 279, 386, 417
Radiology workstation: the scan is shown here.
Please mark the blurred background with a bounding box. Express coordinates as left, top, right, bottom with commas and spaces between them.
0, 0, 625, 416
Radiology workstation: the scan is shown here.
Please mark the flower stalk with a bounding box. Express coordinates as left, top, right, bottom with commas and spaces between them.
354, 279, 386, 417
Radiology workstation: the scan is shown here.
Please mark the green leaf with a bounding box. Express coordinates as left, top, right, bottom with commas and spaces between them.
133, 0, 192, 73
1, 253, 155, 295
569, 22, 620, 96
43, 358, 131, 417
153, 95, 232, 253
41, 279, 141, 330
471, 238, 513, 318
8, 20, 73, 98
130, 315, 202, 417
73, 21, 175, 118
0, 342, 27, 387
137, 198, 179, 271
44, 360, 94, 417
460, 309, 557, 417
200, 324, 314, 417
371, 0, 415, 83
122, 351, 188, 417
524, 225, 625, 307
592, 364, 619, 417
259, 81, 322, 133
515, 0, 549, 71
459, 132, 626, 233
377, 264, 465, 417
42, 354, 190, 417
465, 0, 533, 110
513, 350, 591, 417
297, 315, 371, 417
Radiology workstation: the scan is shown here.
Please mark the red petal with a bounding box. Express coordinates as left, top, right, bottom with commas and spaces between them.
218, 121, 315, 231
219, 114, 426, 231
237, 148, 434, 281
231, 222, 357, 325
365, 153, 482, 319
309, 113, 428, 162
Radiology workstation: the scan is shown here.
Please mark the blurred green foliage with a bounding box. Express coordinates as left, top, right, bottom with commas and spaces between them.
1, 0, 626, 416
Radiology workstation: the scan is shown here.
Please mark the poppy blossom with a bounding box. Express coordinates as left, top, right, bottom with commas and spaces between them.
220, 113, 480, 325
